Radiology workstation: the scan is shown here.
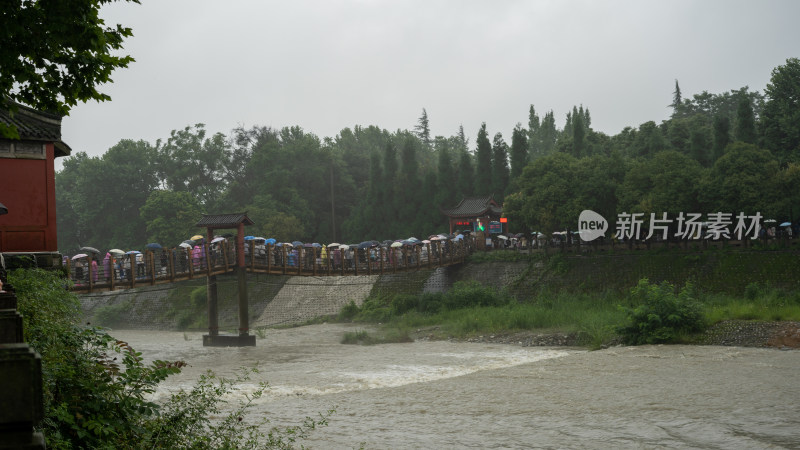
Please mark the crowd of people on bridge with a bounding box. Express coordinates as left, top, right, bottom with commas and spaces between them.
66, 231, 474, 285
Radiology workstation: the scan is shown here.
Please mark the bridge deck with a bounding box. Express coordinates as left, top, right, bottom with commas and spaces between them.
69, 242, 471, 294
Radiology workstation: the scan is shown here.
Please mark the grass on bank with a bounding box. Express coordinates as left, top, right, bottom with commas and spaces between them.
336, 278, 800, 349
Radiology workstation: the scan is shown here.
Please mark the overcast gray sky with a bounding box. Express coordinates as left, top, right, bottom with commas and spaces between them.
60, 0, 799, 167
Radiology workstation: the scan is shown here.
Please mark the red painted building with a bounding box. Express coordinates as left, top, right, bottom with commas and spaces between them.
0, 102, 71, 262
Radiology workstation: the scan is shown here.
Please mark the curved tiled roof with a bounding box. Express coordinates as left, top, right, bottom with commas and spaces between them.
195, 212, 255, 229
0, 101, 72, 157
441, 195, 502, 218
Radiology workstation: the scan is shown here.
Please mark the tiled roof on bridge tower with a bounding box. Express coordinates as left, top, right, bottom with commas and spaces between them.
441, 195, 502, 218
195, 212, 254, 229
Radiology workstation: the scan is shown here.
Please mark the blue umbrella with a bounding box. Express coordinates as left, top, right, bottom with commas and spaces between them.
358, 241, 374, 249
264, 238, 277, 245
126, 250, 141, 255
145, 242, 162, 250
780, 222, 792, 227
244, 235, 256, 241
292, 241, 303, 247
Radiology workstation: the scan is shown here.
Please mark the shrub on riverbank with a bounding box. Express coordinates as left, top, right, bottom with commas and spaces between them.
9, 269, 331, 449
338, 273, 800, 348
616, 279, 706, 344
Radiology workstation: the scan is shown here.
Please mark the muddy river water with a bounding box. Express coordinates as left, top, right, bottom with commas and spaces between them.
114, 324, 800, 449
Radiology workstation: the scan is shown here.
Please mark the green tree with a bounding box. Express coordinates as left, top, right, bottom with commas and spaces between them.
632, 121, 665, 158
539, 111, 558, 155
157, 124, 231, 208
414, 108, 431, 148
435, 143, 458, 211
701, 142, 779, 216
735, 94, 757, 144
504, 152, 581, 233
491, 132, 509, 202
712, 114, 731, 162
56, 139, 159, 252
474, 123, 493, 195
617, 150, 705, 217
761, 58, 800, 163
139, 190, 203, 247
456, 149, 474, 199
670, 79, 684, 118
689, 116, 711, 167
510, 123, 529, 181
572, 107, 586, 157
0, 0, 138, 138
527, 105, 541, 159
667, 119, 690, 154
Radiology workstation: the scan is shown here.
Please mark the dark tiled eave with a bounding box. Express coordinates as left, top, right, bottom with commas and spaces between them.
442, 195, 502, 218
0, 101, 72, 157
195, 213, 254, 229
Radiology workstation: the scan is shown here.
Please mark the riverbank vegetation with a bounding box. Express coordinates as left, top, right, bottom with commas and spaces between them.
10, 269, 331, 449
337, 249, 800, 349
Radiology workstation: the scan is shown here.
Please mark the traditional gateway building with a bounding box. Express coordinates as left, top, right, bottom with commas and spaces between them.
0, 101, 71, 266
441, 195, 503, 235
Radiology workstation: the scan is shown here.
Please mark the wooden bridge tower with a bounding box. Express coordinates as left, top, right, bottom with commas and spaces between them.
196, 213, 256, 347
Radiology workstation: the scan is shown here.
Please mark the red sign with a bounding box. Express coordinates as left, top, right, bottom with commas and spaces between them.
499, 217, 507, 223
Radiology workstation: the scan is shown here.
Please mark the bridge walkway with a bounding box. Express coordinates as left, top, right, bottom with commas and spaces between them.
69, 240, 472, 294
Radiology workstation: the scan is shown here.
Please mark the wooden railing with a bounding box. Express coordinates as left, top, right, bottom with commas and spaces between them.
68, 239, 475, 294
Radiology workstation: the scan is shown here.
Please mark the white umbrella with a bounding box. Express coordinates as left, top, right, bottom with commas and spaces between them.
71, 253, 88, 260
390, 242, 403, 248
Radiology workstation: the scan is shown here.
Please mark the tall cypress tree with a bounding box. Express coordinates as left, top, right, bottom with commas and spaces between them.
573, 108, 586, 158
436, 144, 457, 209
510, 123, 529, 181
474, 123, 493, 195
735, 95, 757, 144
670, 79, 683, 117
491, 132, 509, 202
414, 108, 432, 148
457, 150, 474, 199
528, 105, 541, 159
540, 111, 557, 154
457, 124, 469, 152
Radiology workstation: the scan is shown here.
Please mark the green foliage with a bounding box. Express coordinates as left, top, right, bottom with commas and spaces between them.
762, 58, 800, 163
191, 286, 208, 308
337, 300, 360, 321
616, 279, 706, 345
341, 329, 413, 345
139, 190, 203, 247
444, 280, 511, 309
0, 0, 137, 137
10, 268, 332, 449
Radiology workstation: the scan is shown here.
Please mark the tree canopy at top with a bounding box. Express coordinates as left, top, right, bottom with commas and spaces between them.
0, 0, 138, 138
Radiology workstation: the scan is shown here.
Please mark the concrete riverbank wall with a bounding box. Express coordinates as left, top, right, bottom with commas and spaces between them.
78, 248, 800, 331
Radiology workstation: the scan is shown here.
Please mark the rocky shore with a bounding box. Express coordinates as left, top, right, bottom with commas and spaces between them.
414, 320, 800, 349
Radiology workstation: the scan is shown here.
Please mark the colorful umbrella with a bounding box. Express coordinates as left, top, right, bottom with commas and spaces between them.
190, 235, 204, 241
